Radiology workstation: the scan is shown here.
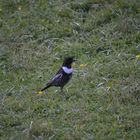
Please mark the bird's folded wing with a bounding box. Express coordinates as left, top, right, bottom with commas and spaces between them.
48, 73, 63, 85
52, 73, 62, 81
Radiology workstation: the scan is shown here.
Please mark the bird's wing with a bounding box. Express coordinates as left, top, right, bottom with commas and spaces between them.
51, 73, 63, 82
55, 67, 63, 75
41, 68, 63, 91
47, 68, 63, 85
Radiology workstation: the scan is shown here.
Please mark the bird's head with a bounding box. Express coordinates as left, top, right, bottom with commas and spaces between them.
63, 56, 76, 68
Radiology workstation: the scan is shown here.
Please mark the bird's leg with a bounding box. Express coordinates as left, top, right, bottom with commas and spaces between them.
60, 87, 64, 93
60, 87, 67, 100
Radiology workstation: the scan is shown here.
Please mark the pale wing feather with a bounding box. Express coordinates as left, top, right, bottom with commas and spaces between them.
48, 73, 63, 86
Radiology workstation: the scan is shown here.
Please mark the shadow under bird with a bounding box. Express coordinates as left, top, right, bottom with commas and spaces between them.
41, 57, 75, 92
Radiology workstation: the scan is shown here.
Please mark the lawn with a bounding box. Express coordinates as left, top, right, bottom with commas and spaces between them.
0, 0, 140, 139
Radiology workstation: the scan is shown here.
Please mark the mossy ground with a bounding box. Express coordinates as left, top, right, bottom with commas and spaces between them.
0, 0, 140, 139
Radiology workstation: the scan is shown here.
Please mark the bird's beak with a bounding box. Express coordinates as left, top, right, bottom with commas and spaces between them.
72, 58, 76, 67
73, 58, 76, 62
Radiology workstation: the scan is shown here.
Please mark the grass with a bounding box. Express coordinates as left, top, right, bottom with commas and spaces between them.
0, 0, 140, 139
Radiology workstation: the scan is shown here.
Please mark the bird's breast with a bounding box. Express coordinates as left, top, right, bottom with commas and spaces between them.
62, 66, 73, 74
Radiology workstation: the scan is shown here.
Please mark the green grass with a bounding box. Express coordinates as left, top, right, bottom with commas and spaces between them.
0, 0, 140, 139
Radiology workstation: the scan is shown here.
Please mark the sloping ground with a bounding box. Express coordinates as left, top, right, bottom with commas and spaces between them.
0, 0, 140, 139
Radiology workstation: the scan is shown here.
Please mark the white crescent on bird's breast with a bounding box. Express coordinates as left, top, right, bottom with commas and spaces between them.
62, 67, 73, 74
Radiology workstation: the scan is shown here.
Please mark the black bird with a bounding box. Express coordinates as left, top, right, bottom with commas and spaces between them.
41, 57, 75, 91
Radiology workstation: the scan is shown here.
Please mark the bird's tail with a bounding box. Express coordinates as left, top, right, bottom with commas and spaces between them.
41, 83, 51, 91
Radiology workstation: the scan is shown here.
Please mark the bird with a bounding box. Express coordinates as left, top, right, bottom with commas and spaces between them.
41, 56, 75, 92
